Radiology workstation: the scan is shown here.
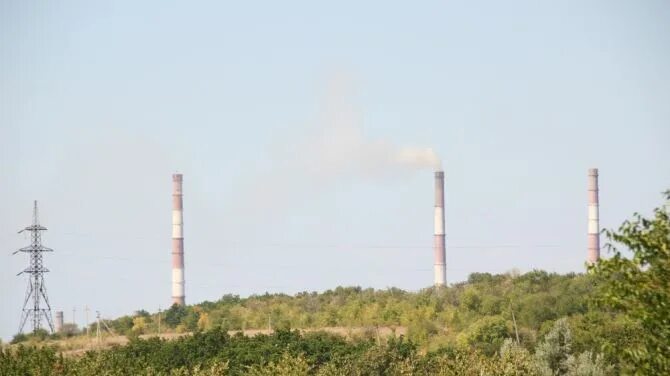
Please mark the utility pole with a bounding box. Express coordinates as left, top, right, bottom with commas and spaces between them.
157, 306, 162, 336
510, 302, 520, 344
15, 201, 55, 334
96, 311, 102, 345
72, 307, 76, 327
84, 305, 90, 336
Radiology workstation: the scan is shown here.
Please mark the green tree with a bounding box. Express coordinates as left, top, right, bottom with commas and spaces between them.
564, 351, 610, 376
459, 315, 509, 356
165, 303, 187, 328
534, 318, 572, 375
183, 308, 201, 332
247, 353, 310, 376
534, 318, 611, 376
461, 287, 482, 312
499, 339, 535, 375
132, 316, 147, 334
112, 315, 134, 335
590, 191, 670, 374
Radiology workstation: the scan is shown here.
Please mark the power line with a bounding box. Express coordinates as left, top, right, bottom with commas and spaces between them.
38, 231, 567, 250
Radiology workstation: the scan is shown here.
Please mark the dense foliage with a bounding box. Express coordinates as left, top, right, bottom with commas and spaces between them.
589, 191, 670, 374
0, 325, 610, 375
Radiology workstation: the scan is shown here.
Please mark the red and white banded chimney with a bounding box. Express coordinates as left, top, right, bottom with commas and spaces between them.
172, 173, 185, 306
587, 168, 600, 265
434, 171, 446, 286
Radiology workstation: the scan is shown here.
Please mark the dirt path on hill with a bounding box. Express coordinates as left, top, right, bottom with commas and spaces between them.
57, 326, 407, 357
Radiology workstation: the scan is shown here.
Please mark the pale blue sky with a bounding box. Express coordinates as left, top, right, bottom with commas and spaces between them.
1, 1, 668, 339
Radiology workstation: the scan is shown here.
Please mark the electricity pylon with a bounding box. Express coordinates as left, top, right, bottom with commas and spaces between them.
15, 201, 55, 333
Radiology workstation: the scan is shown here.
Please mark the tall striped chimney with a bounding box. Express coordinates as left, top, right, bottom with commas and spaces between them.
434, 170, 446, 286
172, 173, 185, 306
587, 168, 600, 264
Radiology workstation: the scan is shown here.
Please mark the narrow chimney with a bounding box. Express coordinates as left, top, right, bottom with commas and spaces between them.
587, 168, 600, 264
172, 173, 185, 306
55, 311, 64, 333
434, 171, 446, 286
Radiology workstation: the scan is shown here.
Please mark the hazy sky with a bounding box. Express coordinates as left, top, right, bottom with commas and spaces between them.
1, 1, 668, 340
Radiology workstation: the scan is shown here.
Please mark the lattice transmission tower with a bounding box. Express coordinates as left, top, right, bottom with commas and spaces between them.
14, 200, 55, 333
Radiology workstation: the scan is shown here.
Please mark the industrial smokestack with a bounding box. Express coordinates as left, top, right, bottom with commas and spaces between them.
55, 311, 64, 333
172, 173, 185, 306
434, 170, 446, 286
587, 168, 600, 264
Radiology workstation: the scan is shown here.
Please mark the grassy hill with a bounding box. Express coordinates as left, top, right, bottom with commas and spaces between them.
2, 270, 636, 375
103, 270, 617, 352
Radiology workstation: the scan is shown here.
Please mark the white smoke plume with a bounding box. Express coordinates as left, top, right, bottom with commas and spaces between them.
224, 73, 441, 228
300, 74, 441, 179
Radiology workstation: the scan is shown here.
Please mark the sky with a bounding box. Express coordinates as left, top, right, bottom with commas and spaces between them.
1, 1, 668, 340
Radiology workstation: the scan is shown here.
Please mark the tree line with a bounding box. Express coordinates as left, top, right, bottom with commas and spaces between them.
1, 323, 613, 375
